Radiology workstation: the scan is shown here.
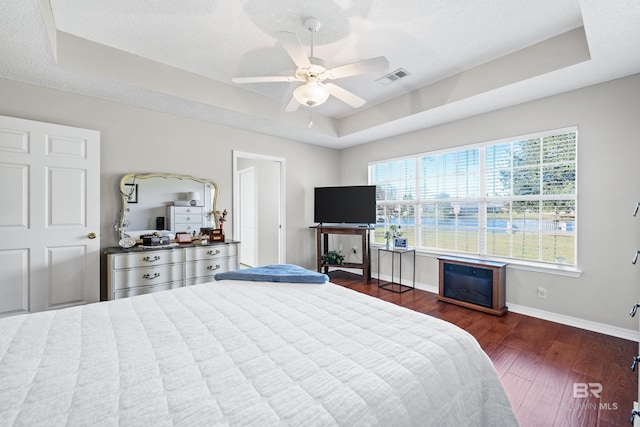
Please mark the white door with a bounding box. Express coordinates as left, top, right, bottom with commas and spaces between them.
239, 167, 256, 267
0, 115, 100, 316
233, 151, 286, 265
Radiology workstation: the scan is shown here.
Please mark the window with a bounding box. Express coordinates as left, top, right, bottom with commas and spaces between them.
370, 127, 577, 267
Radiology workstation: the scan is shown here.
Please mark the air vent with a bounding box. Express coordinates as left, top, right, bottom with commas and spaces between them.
376, 68, 411, 86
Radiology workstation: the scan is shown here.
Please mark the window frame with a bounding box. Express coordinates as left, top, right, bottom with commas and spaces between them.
369, 126, 578, 272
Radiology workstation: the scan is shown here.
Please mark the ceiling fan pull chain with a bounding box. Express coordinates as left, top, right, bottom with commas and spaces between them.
310, 27, 315, 58
308, 107, 313, 128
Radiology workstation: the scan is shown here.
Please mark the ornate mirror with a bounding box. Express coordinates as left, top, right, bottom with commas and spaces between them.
115, 173, 218, 239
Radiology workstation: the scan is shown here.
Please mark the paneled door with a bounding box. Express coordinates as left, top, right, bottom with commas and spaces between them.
0, 115, 100, 316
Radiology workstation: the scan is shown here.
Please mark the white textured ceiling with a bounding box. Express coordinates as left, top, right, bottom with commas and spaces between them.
1, 0, 640, 148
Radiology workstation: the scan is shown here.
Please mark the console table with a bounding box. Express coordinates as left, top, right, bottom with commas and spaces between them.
311, 225, 373, 284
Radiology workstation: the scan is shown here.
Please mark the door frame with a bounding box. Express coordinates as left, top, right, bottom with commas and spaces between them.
232, 151, 286, 264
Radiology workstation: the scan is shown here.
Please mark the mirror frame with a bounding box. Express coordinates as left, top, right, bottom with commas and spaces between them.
116, 172, 218, 238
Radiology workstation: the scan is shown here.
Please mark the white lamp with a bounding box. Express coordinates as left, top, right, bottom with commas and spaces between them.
187, 191, 201, 206
294, 79, 330, 107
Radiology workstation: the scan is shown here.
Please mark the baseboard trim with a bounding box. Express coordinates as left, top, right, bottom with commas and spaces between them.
506, 303, 638, 342
376, 273, 639, 342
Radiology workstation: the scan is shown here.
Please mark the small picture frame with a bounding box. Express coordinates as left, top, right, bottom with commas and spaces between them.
124, 183, 138, 203
393, 237, 408, 249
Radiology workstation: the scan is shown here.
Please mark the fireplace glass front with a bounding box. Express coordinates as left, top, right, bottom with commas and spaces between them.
442, 262, 493, 308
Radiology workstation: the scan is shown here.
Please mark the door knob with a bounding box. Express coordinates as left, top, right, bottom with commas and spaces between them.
87, 232, 97, 239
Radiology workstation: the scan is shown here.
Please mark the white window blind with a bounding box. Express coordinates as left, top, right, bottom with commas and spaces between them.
370, 127, 577, 266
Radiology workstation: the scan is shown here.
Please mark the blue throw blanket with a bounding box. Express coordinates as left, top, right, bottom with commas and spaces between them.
214, 264, 329, 284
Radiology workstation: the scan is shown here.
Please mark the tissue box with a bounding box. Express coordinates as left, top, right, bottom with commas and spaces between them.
175, 233, 192, 243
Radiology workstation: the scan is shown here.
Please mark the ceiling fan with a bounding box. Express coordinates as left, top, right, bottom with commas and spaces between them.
232, 18, 389, 113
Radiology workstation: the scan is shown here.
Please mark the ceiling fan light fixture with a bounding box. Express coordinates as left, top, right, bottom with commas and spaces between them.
293, 81, 330, 107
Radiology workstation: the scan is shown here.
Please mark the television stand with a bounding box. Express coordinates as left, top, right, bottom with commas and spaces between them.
311, 225, 373, 284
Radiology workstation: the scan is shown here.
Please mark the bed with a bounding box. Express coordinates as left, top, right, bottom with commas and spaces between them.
0, 276, 518, 426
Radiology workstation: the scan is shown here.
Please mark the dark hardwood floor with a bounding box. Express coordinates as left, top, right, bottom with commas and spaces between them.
328, 270, 638, 427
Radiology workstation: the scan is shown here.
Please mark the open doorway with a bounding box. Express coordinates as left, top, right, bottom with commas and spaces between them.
232, 151, 286, 267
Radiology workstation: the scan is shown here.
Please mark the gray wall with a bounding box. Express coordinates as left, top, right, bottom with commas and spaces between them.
340, 73, 640, 331
0, 78, 340, 273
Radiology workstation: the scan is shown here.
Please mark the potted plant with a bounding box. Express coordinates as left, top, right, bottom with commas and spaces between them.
383, 224, 402, 249
321, 250, 345, 265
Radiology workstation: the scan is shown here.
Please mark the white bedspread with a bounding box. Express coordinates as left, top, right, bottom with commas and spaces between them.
0, 280, 518, 426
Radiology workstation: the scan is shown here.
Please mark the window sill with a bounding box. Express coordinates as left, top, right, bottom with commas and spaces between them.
373, 244, 582, 278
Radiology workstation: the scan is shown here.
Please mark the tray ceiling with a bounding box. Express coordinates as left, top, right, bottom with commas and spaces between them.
1, 0, 639, 148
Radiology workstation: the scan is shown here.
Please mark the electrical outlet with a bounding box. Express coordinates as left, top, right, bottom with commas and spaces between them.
537, 287, 547, 299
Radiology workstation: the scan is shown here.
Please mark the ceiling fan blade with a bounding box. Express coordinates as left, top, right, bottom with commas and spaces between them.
284, 96, 300, 112
325, 56, 389, 80
232, 76, 297, 84
326, 83, 366, 108
276, 31, 311, 68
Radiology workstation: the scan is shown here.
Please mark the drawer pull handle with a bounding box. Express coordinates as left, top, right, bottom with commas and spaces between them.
207, 264, 221, 271
186, 217, 191, 221
142, 255, 161, 263
142, 273, 161, 280
207, 249, 221, 256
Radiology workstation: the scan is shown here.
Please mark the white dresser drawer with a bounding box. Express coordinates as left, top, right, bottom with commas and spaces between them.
185, 256, 238, 280
172, 206, 202, 215
174, 214, 202, 224
113, 281, 182, 299
111, 250, 184, 270
186, 244, 238, 262
174, 223, 200, 233
112, 263, 184, 290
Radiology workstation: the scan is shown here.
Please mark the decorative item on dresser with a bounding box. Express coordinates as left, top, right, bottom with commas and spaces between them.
105, 242, 239, 300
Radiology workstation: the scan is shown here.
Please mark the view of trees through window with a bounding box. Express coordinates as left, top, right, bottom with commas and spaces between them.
369, 127, 577, 266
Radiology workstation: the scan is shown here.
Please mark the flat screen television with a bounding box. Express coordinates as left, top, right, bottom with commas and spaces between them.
314, 185, 376, 225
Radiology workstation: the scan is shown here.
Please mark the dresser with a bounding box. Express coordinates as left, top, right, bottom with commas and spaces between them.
105, 242, 239, 300
167, 206, 204, 234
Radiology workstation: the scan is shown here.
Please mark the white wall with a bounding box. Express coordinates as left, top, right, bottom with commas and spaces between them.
0, 78, 340, 275
339, 73, 640, 331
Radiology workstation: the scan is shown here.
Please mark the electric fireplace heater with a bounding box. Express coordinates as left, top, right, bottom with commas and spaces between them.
437, 257, 507, 316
